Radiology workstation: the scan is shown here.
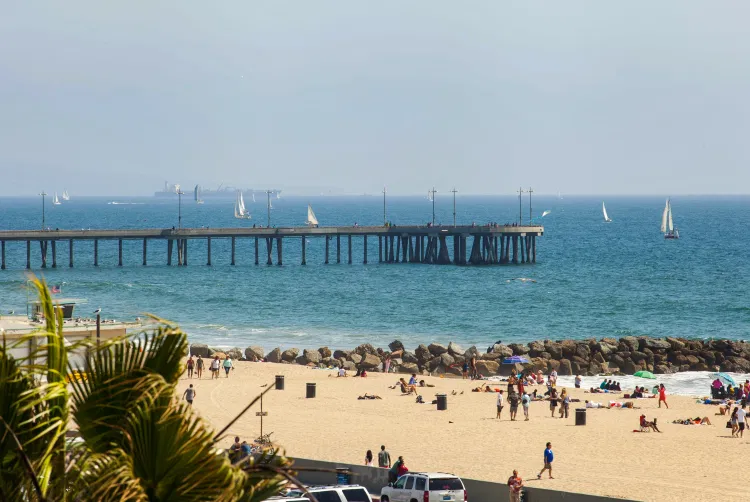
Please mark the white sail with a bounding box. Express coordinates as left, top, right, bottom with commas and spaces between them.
62, 190, 70, 201
239, 193, 246, 214
541, 210, 551, 217
306, 204, 319, 226
53, 192, 61, 205
252, 193, 256, 203
660, 199, 669, 233
668, 200, 674, 232
194, 184, 202, 203
234, 201, 240, 218
602, 202, 611, 222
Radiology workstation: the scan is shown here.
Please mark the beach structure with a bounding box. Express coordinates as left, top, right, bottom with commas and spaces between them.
0, 224, 543, 269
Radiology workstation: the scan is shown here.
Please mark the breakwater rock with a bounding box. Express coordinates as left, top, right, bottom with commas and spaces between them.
189, 337, 750, 376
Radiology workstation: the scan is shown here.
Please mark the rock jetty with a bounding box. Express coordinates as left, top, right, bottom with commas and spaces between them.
189, 337, 750, 376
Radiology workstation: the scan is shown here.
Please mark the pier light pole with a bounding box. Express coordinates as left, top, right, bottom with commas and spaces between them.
451, 188, 458, 226
528, 187, 533, 223
383, 186, 387, 226
39, 191, 47, 230
265, 190, 275, 227
430, 187, 437, 225
517, 187, 526, 225
176, 188, 184, 229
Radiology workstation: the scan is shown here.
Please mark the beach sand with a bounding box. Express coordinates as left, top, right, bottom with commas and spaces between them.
180, 361, 749, 502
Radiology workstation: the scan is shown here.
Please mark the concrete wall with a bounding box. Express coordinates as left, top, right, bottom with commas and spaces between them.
289, 457, 638, 502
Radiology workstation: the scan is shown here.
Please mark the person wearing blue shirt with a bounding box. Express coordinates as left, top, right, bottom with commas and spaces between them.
537, 442, 554, 479
408, 374, 417, 386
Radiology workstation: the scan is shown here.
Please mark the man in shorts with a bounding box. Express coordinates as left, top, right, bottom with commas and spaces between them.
537, 442, 554, 479
521, 392, 531, 421
737, 405, 746, 438
182, 384, 196, 406
508, 391, 520, 421
196, 355, 204, 379
496, 390, 504, 419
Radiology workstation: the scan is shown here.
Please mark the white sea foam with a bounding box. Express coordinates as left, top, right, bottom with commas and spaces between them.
557, 371, 750, 397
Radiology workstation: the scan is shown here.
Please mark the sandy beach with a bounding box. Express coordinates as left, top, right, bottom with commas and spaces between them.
179, 361, 749, 502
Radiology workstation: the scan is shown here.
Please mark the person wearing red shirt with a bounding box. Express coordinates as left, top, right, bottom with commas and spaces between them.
396, 456, 409, 477
658, 384, 668, 409
507, 469, 523, 502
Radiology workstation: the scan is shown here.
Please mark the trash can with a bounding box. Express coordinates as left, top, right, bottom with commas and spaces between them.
275, 375, 284, 390
436, 394, 448, 411
336, 467, 351, 485
306, 382, 316, 398
575, 407, 586, 426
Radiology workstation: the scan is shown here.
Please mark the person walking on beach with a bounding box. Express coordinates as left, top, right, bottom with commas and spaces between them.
182, 384, 196, 406
731, 407, 739, 437
737, 405, 746, 438
223, 356, 234, 377
521, 392, 531, 421
365, 450, 374, 466
210, 356, 221, 379
658, 383, 668, 409
574, 374, 582, 389
186, 356, 195, 379
549, 388, 559, 418
537, 442, 554, 479
378, 445, 391, 468
196, 355, 204, 379
508, 391, 520, 421
496, 390, 505, 419
507, 469, 523, 502
559, 389, 570, 419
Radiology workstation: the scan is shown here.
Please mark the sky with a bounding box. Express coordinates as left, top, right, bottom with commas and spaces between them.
1, 1, 748, 196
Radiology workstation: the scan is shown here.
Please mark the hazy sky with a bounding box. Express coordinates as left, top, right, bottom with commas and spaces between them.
1, 1, 748, 196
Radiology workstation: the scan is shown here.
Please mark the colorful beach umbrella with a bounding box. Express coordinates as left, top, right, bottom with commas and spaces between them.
633, 370, 656, 379
712, 372, 736, 387
502, 356, 530, 364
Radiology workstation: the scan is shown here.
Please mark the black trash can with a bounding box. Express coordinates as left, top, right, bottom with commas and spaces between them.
336, 467, 351, 485
436, 394, 448, 411
275, 375, 284, 390
306, 382, 316, 398
575, 407, 586, 426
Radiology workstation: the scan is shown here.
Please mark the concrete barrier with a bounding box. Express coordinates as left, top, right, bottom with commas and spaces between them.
289, 456, 638, 502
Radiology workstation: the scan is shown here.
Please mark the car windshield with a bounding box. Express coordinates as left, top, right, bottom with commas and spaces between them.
288, 490, 340, 502
342, 488, 370, 502
429, 478, 464, 491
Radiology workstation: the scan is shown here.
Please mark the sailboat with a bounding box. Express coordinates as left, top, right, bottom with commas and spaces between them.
661, 198, 679, 239
252, 193, 256, 203
53, 192, 61, 205
427, 191, 434, 202
234, 191, 251, 219
194, 185, 204, 204
61, 190, 70, 201
602, 202, 612, 222
306, 204, 319, 227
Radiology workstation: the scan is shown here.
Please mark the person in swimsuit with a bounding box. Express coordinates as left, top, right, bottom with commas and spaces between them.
195, 355, 204, 379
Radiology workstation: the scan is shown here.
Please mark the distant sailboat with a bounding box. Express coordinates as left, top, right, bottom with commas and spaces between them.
62, 190, 70, 201
252, 192, 256, 203
234, 191, 251, 219
602, 202, 612, 222
53, 192, 61, 205
661, 198, 679, 239
541, 210, 551, 217
427, 190, 434, 202
306, 204, 319, 227
194, 185, 204, 204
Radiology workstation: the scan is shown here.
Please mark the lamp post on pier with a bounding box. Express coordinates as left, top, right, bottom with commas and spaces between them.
451, 188, 458, 226
528, 187, 534, 223
429, 187, 437, 225
517, 187, 527, 225
176, 186, 185, 229
382, 186, 387, 226
265, 190, 276, 227
39, 191, 47, 230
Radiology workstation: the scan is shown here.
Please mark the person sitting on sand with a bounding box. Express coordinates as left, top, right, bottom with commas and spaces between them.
338, 367, 347, 377
640, 414, 661, 432
600, 378, 608, 390
400, 378, 417, 394
536, 370, 545, 385
585, 400, 605, 409
360, 369, 368, 378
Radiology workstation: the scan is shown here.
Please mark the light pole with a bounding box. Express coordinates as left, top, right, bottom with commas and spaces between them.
39, 191, 47, 230
265, 190, 276, 227
517, 187, 526, 225
429, 187, 437, 225
528, 187, 534, 224
382, 187, 387, 226
94, 308, 102, 347
451, 188, 458, 226
176, 188, 185, 229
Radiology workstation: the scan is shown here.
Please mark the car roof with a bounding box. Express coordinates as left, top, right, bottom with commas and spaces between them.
292, 485, 367, 491
405, 472, 460, 478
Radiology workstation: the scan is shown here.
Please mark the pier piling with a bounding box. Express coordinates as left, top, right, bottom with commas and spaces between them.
69, 239, 74, 268
277, 237, 282, 266
254, 237, 259, 265
183, 239, 188, 266
142, 239, 148, 266
206, 237, 212, 266
94, 240, 99, 267
348, 235, 352, 264
26, 241, 30, 269
336, 235, 341, 264
1, 241, 5, 270
118, 239, 123, 267
363, 235, 367, 264
378, 236, 382, 263
40, 241, 47, 268
301, 237, 306, 265
167, 240, 173, 266
325, 236, 329, 264
231, 237, 236, 266
51, 241, 57, 268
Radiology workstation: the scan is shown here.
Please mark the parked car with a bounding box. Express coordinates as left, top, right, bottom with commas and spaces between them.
285, 484, 372, 502
267, 497, 308, 502
380, 472, 467, 502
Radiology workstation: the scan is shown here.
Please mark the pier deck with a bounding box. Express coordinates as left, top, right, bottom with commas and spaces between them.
0, 225, 543, 269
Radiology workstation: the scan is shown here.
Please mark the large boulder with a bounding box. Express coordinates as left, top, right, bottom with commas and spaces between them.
281, 348, 300, 362
266, 348, 282, 363
498, 362, 524, 376
227, 347, 243, 360
439, 353, 455, 368
575, 343, 591, 360
333, 349, 351, 360
213, 352, 227, 360
401, 351, 419, 364
645, 339, 672, 351
475, 360, 499, 376
620, 336, 639, 352
398, 362, 419, 374
415, 344, 432, 363
544, 341, 563, 360
354, 343, 377, 356
348, 353, 363, 365
318, 347, 332, 358
528, 341, 545, 356
299, 349, 321, 365
388, 340, 405, 352
447, 342, 465, 357
342, 361, 357, 371
360, 353, 382, 369
491, 344, 514, 358
560, 340, 577, 358
509, 343, 530, 355
428, 343, 449, 356
464, 346, 481, 359
558, 358, 573, 376
190, 343, 210, 357
245, 346, 264, 361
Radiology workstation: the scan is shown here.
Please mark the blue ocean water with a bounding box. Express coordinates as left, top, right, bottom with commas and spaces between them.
1, 195, 748, 351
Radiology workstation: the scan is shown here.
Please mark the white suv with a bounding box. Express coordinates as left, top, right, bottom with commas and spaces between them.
381, 472, 467, 502
285, 484, 372, 502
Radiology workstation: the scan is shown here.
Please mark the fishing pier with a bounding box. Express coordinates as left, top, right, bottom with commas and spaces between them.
0, 225, 543, 269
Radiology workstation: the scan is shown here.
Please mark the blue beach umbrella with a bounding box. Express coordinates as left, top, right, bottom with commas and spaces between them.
502, 356, 529, 364
712, 372, 736, 387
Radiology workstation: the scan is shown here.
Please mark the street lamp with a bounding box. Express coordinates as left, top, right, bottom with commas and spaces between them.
517, 187, 526, 225
39, 191, 47, 230
176, 187, 185, 229
265, 190, 276, 227
93, 307, 102, 346
429, 187, 437, 225
451, 188, 458, 227
382, 186, 387, 226
528, 187, 534, 224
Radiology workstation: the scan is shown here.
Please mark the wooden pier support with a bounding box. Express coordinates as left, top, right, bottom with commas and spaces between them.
183, 239, 188, 266
231, 237, 236, 266
325, 236, 329, 264
118, 239, 123, 267
142, 239, 147, 266
265, 238, 272, 265
276, 237, 282, 266
26, 241, 31, 269
363, 235, 368, 264
520, 235, 526, 264
395, 236, 401, 263
94, 240, 99, 267
301, 237, 306, 265
336, 235, 341, 264
532, 235, 536, 263
512, 235, 519, 264
408, 237, 414, 262
1, 241, 5, 270
206, 237, 211, 266
347, 235, 352, 264
177, 239, 183, 266
254, 237, 259, 265
40, 241, 47, 268
51, 241, 57, 268
167, 240, 173, 266
378, 236, 383, 263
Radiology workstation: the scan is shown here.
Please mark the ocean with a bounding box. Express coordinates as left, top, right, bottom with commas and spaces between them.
1, 195, 749, 355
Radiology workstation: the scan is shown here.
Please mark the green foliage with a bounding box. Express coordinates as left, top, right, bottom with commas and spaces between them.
0, 277, 295, 502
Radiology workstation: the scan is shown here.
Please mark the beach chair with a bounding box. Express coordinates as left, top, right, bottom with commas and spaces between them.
639, 416, 651, 432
